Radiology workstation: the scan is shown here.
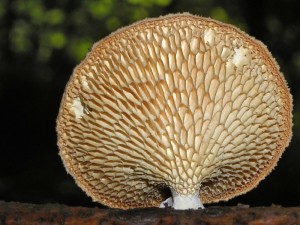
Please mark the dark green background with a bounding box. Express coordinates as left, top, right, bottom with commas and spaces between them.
0, 0, 299, 208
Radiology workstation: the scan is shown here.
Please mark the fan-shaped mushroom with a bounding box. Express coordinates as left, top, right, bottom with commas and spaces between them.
57, 13, 292, 210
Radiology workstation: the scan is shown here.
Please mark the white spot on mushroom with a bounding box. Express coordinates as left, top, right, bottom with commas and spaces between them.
71, 97, 85, 119
203, 28, 216, 46
123, 167, 134, 174
231, 47, 251, 69
81, 76, 91, 92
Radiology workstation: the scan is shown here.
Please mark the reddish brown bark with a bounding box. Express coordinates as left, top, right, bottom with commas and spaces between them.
0, 201, 299, 225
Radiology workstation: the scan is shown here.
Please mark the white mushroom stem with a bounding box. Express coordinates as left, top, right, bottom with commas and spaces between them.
159, 189, 204, 210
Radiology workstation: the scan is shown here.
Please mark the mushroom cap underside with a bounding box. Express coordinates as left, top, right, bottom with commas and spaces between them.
57, 13, 292, 209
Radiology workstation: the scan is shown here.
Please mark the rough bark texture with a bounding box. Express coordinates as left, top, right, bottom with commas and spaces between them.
0, 201, 300, 225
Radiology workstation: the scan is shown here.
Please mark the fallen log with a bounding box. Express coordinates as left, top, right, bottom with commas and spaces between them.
0, 201, 299, 225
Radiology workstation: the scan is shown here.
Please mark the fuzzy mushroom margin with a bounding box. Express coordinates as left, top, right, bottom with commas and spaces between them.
57, 13, 293, 210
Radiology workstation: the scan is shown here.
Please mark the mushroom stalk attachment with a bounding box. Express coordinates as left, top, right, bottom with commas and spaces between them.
160, 190, 204, 210
173, 190, 204, 210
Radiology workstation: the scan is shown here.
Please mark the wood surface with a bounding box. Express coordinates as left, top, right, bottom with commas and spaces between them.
0, 201, 299, 225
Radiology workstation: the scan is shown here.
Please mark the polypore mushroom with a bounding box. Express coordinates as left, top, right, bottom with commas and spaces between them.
57, 13, 292, 210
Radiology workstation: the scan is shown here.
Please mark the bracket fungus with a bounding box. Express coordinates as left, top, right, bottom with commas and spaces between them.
57, 13, 292, 210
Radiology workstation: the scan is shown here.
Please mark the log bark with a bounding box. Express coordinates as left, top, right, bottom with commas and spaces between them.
0, 201, 299, 225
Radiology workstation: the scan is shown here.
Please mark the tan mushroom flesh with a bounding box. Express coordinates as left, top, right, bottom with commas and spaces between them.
57, 13, 292, 210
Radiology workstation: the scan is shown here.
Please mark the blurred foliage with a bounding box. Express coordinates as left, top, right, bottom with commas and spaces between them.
6, 0, 174, 62
1, 0, 300, 207
5, 0, 247, 63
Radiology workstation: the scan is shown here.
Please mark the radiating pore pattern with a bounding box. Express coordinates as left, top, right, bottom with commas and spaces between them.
57, 14, 292, 209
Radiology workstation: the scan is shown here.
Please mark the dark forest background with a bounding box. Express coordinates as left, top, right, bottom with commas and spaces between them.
0, 0, 300, 208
